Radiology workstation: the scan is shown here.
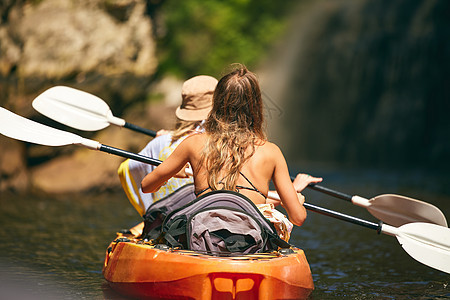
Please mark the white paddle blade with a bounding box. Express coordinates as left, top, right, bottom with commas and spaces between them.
368, 194, 448, 227
32, 86, 124, 131
0, 107, 100, 149
395, 222, 450, 274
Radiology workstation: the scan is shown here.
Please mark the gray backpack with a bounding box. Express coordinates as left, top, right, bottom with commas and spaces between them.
159, 190, 291, 254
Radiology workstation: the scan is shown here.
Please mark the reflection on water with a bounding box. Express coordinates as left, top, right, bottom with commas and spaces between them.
0, 192, 136, 299
0, 168, 449, 299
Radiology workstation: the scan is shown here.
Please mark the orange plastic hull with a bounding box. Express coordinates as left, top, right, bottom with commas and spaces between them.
103, 225, 314, 299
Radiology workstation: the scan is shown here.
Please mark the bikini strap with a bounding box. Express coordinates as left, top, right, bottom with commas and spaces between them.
237, 172, 267, 199
195, 173, 266, 199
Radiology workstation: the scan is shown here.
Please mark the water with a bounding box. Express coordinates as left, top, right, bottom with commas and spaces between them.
0, 168, 449, 299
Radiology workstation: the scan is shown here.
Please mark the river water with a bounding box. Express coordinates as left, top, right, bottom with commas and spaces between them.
0, 167, 449, 299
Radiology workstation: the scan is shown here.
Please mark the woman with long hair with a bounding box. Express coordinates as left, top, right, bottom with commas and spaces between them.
142, 65, 321, 240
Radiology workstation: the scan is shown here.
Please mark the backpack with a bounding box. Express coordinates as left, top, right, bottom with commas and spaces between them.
157, 190, 291, 254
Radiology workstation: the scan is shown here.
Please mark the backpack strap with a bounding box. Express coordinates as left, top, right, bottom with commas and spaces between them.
162, 217, 187, 248
267, 232, 292, 249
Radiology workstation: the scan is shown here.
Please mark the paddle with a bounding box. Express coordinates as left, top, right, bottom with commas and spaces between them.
32, 86, 157, 137
0, 107, 160, 165
30, 86, 448, 227
1, 106, 450, 274
303, 181, 448, 227
268, 191, 450, 274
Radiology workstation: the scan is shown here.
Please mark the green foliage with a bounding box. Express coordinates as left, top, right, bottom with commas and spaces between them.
158, 0, 297, 78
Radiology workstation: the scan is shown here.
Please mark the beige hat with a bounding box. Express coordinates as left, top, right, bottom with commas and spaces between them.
175, 75, 218, 121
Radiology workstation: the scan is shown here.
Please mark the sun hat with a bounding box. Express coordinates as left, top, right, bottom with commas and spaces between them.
175, 75, 218, 121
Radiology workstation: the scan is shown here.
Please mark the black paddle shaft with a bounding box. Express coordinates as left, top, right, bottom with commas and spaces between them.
124, 122, 157, 137
304, 202, 382, 232
288, 176, 353, 202
99, 144, 162, 166
308, 184, 353, 202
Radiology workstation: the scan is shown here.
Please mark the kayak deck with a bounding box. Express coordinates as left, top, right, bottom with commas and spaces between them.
103, 223, 314, 299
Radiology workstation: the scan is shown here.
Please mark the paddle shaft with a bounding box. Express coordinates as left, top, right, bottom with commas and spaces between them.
288, 175, 352, 201
123, 122, 157, 137
291, 176, 448, 228
308, 184, 352, 201
100, 144, 161, 166
304, 202, 381, 231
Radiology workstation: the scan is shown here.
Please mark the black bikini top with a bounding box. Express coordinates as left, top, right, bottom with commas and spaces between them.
194, 172, 267, 199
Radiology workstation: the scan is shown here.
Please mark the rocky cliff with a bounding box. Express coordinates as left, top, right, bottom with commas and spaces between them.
0, 0, 163, 194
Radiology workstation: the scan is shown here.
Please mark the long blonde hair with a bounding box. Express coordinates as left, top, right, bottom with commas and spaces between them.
201, 65, 266, 191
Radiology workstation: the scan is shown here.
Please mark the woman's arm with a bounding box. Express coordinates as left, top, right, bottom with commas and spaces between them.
141, 137, 192, 193
270, 145, 307, 226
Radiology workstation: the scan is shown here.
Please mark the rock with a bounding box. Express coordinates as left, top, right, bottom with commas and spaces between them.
8, 0, 156, 79
0, 136, 29, 193
0, 0, 158, 112
30, 147, 121, 194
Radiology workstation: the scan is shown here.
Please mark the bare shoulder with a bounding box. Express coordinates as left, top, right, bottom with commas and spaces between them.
258, 140, 283, 157
251, 140, 285, 167
178, 133, 206, 152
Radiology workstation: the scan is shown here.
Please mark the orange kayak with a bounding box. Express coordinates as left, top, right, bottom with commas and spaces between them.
103, 223, 314, 299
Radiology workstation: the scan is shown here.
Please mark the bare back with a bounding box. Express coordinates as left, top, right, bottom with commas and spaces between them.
180, 133, 281, 204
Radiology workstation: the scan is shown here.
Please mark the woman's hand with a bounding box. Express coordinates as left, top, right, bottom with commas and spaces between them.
173, 163, 191, 178
293, 173, 323, 192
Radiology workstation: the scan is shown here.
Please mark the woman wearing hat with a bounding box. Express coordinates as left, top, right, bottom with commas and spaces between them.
118, 75, 218, 216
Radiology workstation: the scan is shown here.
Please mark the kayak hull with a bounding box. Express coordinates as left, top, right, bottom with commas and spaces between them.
103, 224, 314, 299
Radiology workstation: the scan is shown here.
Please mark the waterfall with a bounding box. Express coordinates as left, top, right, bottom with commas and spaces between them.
262, 0, 450, 170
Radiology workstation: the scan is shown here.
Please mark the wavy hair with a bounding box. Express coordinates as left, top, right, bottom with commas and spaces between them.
201, 64, 266, 191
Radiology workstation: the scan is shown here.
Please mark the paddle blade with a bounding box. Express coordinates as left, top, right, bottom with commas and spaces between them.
32, 86, 119, 131
395, 222, 450, 274
368, 194, 447, 227
0, 107, 101, 151
0, 107, 81, 146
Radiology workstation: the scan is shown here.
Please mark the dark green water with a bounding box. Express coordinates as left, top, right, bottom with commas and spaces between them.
0, 168, 449, 299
